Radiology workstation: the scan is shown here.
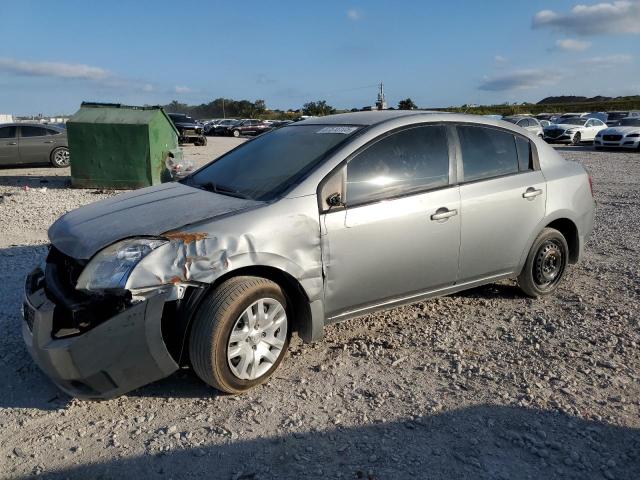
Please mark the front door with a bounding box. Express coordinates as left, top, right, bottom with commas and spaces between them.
0, 125, 19, 165
321, 124, 461, 317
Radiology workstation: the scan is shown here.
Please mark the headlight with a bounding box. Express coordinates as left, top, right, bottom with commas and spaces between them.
76, 238, 167, 291
596, 132, 602, 137
626, 133, 639, 138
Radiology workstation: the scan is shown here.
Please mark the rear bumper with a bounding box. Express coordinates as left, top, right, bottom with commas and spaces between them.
22, 269, 178, 400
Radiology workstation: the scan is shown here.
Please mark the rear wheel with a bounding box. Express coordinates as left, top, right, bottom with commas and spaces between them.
189, 277, 290, 394
50, 146, 70, 168
572, 132, 582, 145
517, 228, 568, 297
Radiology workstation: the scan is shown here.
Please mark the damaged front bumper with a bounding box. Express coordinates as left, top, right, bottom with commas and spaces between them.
22, 268, 178, 400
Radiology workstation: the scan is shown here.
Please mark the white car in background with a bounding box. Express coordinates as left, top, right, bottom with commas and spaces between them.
594, 117, 640, 150
543, 117, 607, 145
502, 116, 544, 138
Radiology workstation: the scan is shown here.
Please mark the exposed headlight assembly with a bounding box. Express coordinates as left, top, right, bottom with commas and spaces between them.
76, 238, 167, 291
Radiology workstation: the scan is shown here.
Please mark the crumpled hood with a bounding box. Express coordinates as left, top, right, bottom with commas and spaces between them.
48, 182, 263, 259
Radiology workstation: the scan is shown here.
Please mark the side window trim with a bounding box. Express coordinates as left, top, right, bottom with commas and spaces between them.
316, 122, 456, 213
453, 123, 540, 185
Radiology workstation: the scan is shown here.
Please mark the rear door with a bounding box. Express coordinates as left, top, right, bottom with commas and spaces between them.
0, 126, 19, 165
321, 124, 460, 317
456, 125, 546, 281
18, 125, 56, 164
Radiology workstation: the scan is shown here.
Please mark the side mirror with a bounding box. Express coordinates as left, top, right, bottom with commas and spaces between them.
326, 192, 344, 207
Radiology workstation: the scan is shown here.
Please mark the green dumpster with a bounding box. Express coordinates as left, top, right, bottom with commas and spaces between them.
67, 102, 182, 189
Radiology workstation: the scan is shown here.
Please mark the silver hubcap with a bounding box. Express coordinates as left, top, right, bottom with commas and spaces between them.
54, 148, 70, 166
227, 298, 287, 380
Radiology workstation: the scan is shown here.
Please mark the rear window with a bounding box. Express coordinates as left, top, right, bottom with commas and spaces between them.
21, 126, 49, 137
458, 126, 519, 182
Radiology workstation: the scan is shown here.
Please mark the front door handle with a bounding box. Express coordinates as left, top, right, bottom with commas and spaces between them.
430, 207, 458, 221
7, 142, 17, 145
44, 140, 55, 144
523, 187, 543, 199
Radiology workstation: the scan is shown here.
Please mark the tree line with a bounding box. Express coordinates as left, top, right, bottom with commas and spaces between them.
163, 97, 421, 119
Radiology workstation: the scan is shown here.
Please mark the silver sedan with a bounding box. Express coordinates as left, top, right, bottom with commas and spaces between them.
0, 123, 69, 167
23, 111, 595, 398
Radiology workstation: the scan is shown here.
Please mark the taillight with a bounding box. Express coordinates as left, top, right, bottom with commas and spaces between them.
588, 175, 594, 197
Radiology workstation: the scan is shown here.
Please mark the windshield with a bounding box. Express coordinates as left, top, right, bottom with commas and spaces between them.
558, 118, 585, 126
607, 112, 628, 121
184, 124, 362, 200
618, 118, 640, 127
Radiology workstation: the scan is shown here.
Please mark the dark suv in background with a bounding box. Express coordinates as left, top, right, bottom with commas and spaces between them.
167, 113, 207, 146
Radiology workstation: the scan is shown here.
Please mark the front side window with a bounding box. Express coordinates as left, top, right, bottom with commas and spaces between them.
185, 124, 361, 201
21, 126, 49, 137
458, 125, 519, 182
0, 126, 17, 139
345, 125, 450, 206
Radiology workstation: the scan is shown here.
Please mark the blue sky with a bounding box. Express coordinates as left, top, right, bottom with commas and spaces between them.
1, 0, 639, 115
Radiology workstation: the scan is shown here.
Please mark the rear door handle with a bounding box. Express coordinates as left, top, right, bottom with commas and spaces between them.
7, 142, 17, 145
44, 140, 55, 144
430, 207, 458, 221
523, 187, 543, 199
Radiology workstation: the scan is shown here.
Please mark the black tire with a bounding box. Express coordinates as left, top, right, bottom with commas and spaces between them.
572, 132, 581, 145
232, 129, 240, 138
195, 136, 207, 146
50, 146, 70, 168
517, 228, 569, 298
189, 276, 290, 394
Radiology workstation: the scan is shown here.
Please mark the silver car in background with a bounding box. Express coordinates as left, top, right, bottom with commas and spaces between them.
23, 111, 595, 399
0, 123, 69, 167
503, 115, 544, 138
595, 117, 640, 150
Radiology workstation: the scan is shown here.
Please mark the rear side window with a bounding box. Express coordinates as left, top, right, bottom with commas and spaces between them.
515, 137, 533, 171
346, 125, 450, 205
21, 126, 49, 137
0, 126, 17, 139
458, 126, 519, 182
46, 128, 61, 135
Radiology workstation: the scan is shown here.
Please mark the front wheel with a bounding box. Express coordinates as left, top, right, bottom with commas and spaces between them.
50, 146, 70, 168
572, 132, 581, 145
232, 129, 240, 138
517, 228, 569, 297
189, 277, 290, 394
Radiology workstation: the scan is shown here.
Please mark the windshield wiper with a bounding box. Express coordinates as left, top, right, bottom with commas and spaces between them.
196, 182, 252, 200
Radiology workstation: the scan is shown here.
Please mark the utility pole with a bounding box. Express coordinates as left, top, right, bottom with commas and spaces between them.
222, 98, 226, 119
376, 82, 387, 110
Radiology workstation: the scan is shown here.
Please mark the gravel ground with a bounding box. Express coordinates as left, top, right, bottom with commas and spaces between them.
0, 143, 638, 479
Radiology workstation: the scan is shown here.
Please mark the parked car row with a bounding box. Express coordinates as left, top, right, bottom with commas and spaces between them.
203, 118, 293, 137
498, 111, 640, 149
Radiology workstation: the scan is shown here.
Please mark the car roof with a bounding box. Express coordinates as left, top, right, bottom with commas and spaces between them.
0, 122, 64, 129
297, 110, 449, 126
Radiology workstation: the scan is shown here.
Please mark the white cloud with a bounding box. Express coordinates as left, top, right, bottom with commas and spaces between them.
174, 85, 192, 94
533, 1, 640, 35
142, 83, 154, 92
479, 69, 563, 91
0, 57, 109, 80
494, 55, 508, 64
578, 53, 633, 67
556, 38, 592, 51
346, 9, 361, 21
